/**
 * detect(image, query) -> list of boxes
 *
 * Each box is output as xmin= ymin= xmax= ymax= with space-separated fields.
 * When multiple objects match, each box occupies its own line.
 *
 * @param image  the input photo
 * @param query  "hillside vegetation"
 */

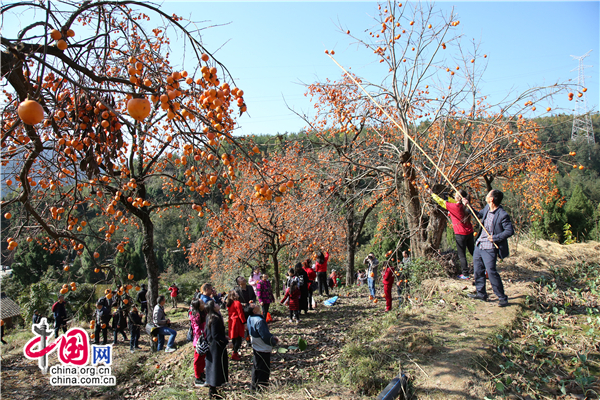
xmin=2 ymin=114 xmax=599 ymax=309
xmin=1 ymin=239 xmax=598 ymax=399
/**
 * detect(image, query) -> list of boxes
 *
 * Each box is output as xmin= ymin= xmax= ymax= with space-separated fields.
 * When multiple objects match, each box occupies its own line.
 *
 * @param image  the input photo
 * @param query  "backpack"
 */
xmin=195 ymin=331 xmax=209 ymax=354
xmin=186 ymin=325 xmax=193 ymax=342
xmin=97 ymin=297 xmax=109 ymax=308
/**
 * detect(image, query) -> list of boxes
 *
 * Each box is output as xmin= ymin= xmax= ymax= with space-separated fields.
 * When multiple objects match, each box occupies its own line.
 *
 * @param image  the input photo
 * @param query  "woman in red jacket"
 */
xmin=315 ymin=250 xmax=329 ymax=297
xmin=432 ymin=189 xmax=474 ymax=280
xmin=226 ymin=291 xmax=246 ymax=361
xmin=168 ymin=283 xmax=179 ymax=308
xmin=381 ymin=262 xmax=395 ymax=312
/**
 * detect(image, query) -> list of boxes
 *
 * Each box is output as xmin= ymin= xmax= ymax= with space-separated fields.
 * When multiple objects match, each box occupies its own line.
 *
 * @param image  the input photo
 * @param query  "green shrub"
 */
xmin=158 ymin=268 xmax=211 ymax=305
xmin=18 ymin=279 xmax=57 ymax=324
xmin=407 ymin=256 xmax=445 ymax=288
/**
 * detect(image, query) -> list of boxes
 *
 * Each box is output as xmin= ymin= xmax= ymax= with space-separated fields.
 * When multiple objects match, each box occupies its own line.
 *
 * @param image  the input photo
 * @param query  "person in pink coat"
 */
xmin=190 ymin=299 xmax=207 ymax=386
xmin=248 ymin=266 xmax=262 ymax=292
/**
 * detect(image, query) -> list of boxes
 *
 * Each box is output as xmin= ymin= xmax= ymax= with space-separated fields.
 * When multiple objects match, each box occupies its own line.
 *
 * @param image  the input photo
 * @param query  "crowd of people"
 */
xmin=24 ymin=188 xmax=512 ymax=399
xmin=76 ymin=251 xmax=343 ymax=398
xmin=356 ymin=250 xmax=412 ymax=312
xmin=356 ymin=188 xmax=513 ymax=311
xmin=184 ymin=271 xmax=283 ymax=397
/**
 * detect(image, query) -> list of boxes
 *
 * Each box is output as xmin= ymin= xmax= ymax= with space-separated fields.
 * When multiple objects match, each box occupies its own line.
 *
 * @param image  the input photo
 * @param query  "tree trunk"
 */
xmin=271 ymin=251 xmax=281 ymax=298
xmin=400 ymin=151 xmax=429 ymax=257
xmin=426 ymin=207 xmax=448 ymax=250
xmin=346 ymin=206 xmax=356 ymax=285
xmin=140 ymin=213 xmax=160 ymax=312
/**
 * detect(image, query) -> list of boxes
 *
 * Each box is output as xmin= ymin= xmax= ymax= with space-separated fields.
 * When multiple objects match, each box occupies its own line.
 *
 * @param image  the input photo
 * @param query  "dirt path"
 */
xmin=390 ymin=279 xmax=530 ymax=399
xmin=396 ymin=239 xmax=600 ymax=399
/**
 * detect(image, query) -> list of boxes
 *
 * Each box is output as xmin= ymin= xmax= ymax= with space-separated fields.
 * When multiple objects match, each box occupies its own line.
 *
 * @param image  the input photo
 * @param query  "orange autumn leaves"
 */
xmin=188 ymin=147 xmax=347 ymax=284
xmin=1 ymin=3 xmax=255 ymax=281
xmin=305 ymin=1 xmax=570 ymax=248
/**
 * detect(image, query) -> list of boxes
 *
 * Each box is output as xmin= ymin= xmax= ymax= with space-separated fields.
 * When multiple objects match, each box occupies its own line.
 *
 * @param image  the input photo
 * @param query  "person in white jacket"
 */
xmin=153 ymin=295 xmax=177 ymax=352
xmin=364 ymin=253 xmax=379 ymax=298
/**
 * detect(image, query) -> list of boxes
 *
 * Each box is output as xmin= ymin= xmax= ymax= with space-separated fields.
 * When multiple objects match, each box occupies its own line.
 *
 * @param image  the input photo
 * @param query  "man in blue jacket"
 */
xmin=463 ymin=189 xmax=513 ymax=307
xmin=247 ymin=303 xmax=279 ymax=391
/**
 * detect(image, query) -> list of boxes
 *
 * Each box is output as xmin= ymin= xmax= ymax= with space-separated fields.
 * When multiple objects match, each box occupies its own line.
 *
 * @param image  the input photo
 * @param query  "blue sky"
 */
xmin=3 ymin=1 xmax=599 ymax=136
xmin=159 ymin=1 xmax=599 ymax=136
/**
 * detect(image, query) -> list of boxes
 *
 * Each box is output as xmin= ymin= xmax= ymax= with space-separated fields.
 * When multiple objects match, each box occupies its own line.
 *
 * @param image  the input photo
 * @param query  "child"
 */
xmin=295 ymin=263 xmax=309 ymax=314
xmin=382 ymin=261 xmax=395 ymax=312
xmin=112 ymin=306 xmax=128 ymax=344
xmin=280 ymin=281 xmax=301 ymax=323
xmin=226 ymin=291 xmax=246 ymax=361
xmin=248 ymin=266 xmax=262 ymax=292
xmin=212 ymin=288 xmax=224 ymax=305
xmin=302 ymin=259 xmax=316 ymax=310
xmin=396 ymin=261 xmax=408 ymax=308
xmin=285 ymin=267 xmax=297 ymax=290
xmin=190 ymin=299 xmax=208 ymax=386
xmin=357 ymin=270 xmax=367 ymax=286
xmin=329 ymin=270 xmax=338 ymax=288
xmin=256 ymin=273 xmax=275 ymax=319
xmin=93 ymin=300 xmax=111 ymax=345
xmin=128 ymin=305 xmax=143 ymax=352
xmin=247 ymin=303 xmax=279 ymax=391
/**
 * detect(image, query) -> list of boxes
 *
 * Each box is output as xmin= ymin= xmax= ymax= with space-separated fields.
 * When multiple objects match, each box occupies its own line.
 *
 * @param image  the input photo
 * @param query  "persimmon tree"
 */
xmin=297 ymin=87 xmax=397 ymax=284
xmin=304 ymin=1 xmax=576 ymax=257
xmin=189 ymin=143 xmax=345 ymax=296
xmin=1 ymin=1 xmax=254 ymax=311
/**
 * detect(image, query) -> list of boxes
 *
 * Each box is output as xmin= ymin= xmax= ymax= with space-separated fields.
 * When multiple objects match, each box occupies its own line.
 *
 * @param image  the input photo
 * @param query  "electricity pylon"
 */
xmin=570 ymin=50 xmax=595 ymax=144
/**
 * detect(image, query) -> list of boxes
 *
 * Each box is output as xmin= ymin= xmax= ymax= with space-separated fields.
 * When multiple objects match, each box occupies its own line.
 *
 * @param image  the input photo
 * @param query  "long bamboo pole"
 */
xmin=327 ymin=54 xmax=498 ymax=250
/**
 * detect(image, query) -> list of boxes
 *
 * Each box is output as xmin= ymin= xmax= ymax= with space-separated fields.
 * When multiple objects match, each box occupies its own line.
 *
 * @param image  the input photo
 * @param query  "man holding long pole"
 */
xmin=325 ymin=54 xmax=512 ymax=308
xmin=463 ymin=189 xmax=513 ymax=307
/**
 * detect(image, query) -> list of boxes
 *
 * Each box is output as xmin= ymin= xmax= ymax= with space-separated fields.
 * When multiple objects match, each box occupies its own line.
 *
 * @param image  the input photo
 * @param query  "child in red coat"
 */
xmin=226 ymin=291 xmax=246 ymax=361
xmin=280 ymin=281 xmax=301 ymax=323
xmin=382 ymin=262 xmax=395 ymax=312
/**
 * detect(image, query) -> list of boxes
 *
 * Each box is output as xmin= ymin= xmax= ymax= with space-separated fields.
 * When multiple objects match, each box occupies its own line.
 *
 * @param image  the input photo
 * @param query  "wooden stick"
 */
xmin=406 ymin=354 xmax=430 ymax=378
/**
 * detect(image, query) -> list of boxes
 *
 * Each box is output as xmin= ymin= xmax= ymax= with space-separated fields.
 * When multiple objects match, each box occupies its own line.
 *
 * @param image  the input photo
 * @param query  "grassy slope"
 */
xmin=1 ymin=239 xmax=599 ymax=400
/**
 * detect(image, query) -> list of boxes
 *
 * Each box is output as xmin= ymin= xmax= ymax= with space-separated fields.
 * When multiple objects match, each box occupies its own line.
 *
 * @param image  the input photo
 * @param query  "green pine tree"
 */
xmin=564 ymin=185 xmax=594 ymax=241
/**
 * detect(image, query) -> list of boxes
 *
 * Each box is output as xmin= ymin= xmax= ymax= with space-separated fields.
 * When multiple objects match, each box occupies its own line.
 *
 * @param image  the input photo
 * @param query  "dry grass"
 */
xmin=3 ymin=241 xmax=599 ymax=400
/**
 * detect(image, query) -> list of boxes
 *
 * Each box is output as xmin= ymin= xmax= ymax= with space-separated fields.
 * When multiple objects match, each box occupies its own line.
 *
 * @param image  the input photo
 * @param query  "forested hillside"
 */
xmin=2 ymin=113 xmax=599 ymax=322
